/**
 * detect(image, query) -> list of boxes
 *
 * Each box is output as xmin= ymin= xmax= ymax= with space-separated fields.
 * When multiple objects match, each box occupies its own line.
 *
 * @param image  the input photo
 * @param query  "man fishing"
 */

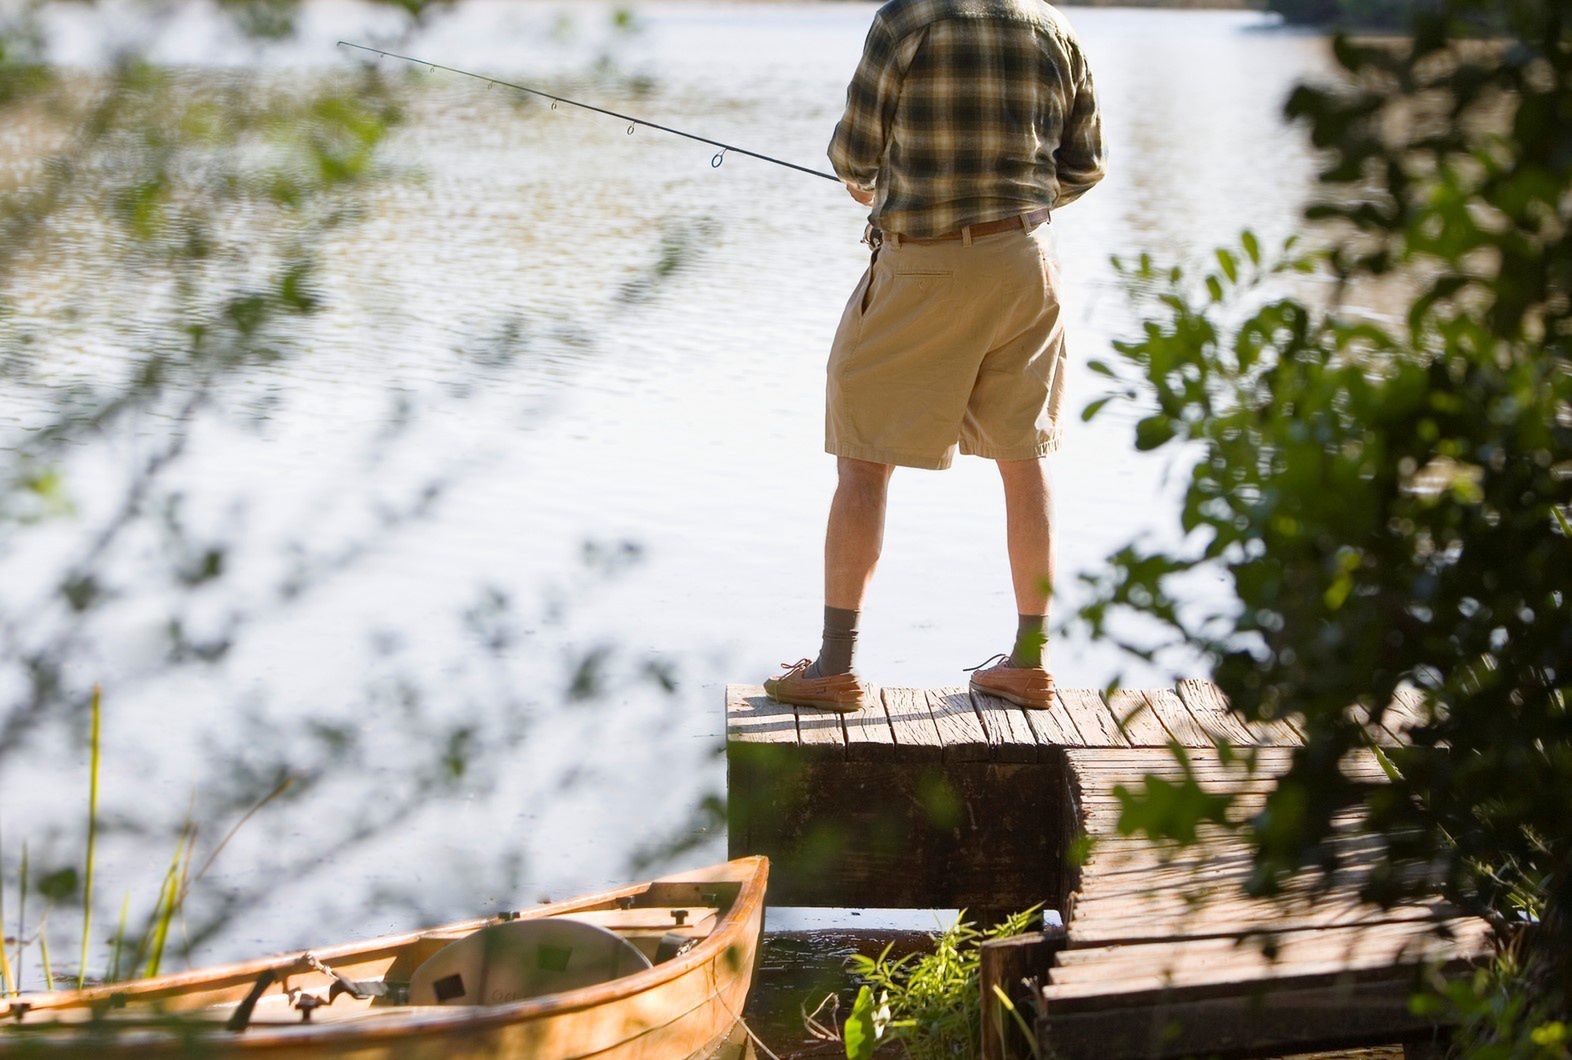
xmin=765 ymin=0 xmax=1105 ymax=713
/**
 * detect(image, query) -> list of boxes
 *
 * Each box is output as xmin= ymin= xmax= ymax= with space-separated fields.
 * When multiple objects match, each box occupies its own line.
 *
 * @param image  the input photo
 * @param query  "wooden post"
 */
xmin=981 ymin=924 xmax=1066 ymax=1060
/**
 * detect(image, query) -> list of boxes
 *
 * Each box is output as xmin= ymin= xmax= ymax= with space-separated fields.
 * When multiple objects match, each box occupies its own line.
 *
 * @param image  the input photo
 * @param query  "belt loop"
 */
xmin=962 ymin=225 xmax=974 ymax=248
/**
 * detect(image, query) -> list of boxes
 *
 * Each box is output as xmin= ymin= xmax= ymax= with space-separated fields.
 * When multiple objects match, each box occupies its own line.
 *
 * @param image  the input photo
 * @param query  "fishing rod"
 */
xmin=336 ymin=41 xmax=842 ymax=184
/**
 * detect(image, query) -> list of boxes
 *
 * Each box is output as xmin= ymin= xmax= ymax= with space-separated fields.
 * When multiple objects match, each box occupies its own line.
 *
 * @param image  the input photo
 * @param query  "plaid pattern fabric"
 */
xmin=828 ymin=0 xmax=1105 ymax=239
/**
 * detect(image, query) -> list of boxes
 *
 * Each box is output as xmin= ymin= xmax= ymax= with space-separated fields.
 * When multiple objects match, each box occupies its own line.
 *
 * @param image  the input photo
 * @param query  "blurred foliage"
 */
xmin=0 ymin=0 xmax=426 ymax=971
xmin=838 ymin=909 xmax=1040 ymax=1060
xmin=0 ymin=0 xmax=696 ymax=996
xmin=1424 ymin=948 xmax=1572 ymax=1059
xmin=1268 ymin=0 xmax=1443 ymax=29
xmin=0 ymin=2 xmax=411 ymax=756
xmin=1079 ymin=0 xmax=1572 ymax=1041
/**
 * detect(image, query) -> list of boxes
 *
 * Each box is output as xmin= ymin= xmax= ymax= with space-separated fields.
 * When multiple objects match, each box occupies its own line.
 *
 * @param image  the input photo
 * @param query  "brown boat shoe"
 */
xmin=967 ymin=653 xmax=1056 ymax=710
xmin=764 ymin=658 xmax=870 ymax=714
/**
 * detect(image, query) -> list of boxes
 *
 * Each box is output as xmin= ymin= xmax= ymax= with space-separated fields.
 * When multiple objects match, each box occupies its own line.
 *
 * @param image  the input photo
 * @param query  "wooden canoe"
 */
xmin=0 ymin=856 xmax=768 ymax=1059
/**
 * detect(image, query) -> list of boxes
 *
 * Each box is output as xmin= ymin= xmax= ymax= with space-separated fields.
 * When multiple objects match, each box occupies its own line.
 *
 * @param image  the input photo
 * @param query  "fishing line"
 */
xmin=336 ymin=41 xmax=842 ymax=184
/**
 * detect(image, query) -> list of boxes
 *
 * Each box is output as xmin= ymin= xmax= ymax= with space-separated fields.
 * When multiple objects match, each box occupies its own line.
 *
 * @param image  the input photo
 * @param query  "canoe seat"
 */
xmin=408 ymin=919 xmax=652 ymax=1007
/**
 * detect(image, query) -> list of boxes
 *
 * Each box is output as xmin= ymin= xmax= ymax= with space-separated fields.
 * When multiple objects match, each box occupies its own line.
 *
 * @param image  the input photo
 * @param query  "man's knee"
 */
xmin=837 ymin=457 xmax=894 ymax=502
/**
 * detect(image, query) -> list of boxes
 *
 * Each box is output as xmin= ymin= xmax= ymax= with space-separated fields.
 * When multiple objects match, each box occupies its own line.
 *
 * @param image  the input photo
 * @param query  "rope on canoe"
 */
xmin=716 ymin=989 xmax=785 ymax=1060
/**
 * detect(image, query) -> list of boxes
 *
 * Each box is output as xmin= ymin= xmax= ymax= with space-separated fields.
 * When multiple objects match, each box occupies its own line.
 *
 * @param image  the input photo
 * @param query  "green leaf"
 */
xmin=1215 ymin=248 xmax=1239 ymax=284
xmin=1081 ymin=396 xmax=1114 ymax=422
xmin=1135 ymin=415 xmax=1177 ymax=451
xmin=38 ymin=867 xmax=78 ymax=903
xmin=1371 ymin=744 xmax=1403 ymax=784
xmin=844 ymin=985 xmax=880 ymax=1060
xmin=1067 ymin=833 xmax=1097 ymax=867
xmin=1116 ymin=774 xmax=1234 ymax=845
xmin=278 ymin=262 xmax=318 ymax=314
xmin=1530 ymin=1022 xmax=1567 ymax=1048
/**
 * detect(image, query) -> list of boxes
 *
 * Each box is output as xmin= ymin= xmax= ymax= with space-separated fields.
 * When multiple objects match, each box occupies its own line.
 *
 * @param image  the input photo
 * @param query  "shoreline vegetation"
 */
xmin=744 ymin=1 xmax=1264 ymax=8
xmin=727 ymin=1 xmax=1433 ymax=31
xmin=1058 ymin=0 xmax=1261 ymax=8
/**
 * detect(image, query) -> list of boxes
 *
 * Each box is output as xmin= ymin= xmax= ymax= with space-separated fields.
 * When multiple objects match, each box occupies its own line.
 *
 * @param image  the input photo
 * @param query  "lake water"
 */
xmin=0 ymin=0 xmax=1335 ymax=1048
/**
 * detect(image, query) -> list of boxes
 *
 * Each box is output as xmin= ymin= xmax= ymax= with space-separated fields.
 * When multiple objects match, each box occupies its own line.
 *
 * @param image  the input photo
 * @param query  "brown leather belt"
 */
xmin=885 ymin=207 xmax=1051 ymax=246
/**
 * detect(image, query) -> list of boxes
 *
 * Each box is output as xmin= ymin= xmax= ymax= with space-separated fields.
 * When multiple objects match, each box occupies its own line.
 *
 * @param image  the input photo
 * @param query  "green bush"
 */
xmin=840 ymin=910 xmax=1040 ymax=1060
xmin=1080 ymin=0 xmax=1572 ymax=1038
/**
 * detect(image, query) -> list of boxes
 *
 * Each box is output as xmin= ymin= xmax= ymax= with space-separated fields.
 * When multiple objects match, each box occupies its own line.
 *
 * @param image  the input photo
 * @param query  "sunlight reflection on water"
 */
xmin=1 ymin=0 xmax=1339 ymax=1002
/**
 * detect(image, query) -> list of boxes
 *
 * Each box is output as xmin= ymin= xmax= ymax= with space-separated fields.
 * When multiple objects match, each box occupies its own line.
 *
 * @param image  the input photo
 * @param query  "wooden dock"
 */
xmin=1029 ymin=745 xmax=1492 ymax=1058
xmin=725 ymin=679 xmax=1423 ymax=910
xmin=725 ymin=680 xmax=1494 ymax=1059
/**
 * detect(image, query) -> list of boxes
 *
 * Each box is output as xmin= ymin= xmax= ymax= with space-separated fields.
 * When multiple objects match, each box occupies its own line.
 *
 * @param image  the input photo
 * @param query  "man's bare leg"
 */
xmin=998 ymin=457 xmax=1054 ymax=668
xmin=808 ymin=456 xmax=894 ymax=677
xmin=764 ymin=458 xmax=892 ymax=709
xmin=826 ymin=456 xmax=896 ymax=611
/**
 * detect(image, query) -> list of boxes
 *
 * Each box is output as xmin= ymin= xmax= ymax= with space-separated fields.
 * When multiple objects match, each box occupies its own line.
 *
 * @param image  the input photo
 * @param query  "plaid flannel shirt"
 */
xmin=828 ymin=0 xmax=1105 ymax=239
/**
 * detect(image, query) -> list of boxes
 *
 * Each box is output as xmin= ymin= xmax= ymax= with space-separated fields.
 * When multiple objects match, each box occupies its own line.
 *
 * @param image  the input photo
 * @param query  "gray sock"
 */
xmin=1012 ymin=614 xmax=1048 ymax=669
xmin=813 ymin=606 xmax=860 ymax=677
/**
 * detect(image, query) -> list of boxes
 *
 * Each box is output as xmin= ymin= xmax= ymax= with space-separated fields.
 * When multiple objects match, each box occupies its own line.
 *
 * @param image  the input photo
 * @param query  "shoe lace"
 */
xmin=777 ymin=658 xmax=815 ymax=678
xmin=964 ymin=652 xmax=1011 ymax=673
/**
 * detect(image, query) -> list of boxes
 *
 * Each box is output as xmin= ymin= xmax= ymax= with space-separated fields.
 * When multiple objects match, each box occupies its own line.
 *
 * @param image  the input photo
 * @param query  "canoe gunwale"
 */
xmin=0 ymin=856 xmax=769 ymax=1048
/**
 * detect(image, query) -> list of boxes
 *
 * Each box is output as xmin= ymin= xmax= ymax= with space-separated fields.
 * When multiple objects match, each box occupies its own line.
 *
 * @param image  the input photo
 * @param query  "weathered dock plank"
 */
xmin=841 ymin=689 xmax=898 ymax=760
xmin=1057 ymin=688 xmax=1129 ymax=747
xmin=1350 ymin=700 xmax=1403 ymax=744
xmin=1105 ymin=689 xmax=1171 ymax=746
xmin=1139 ymin=687 xmax=1213 ymax=747
xmin=1045 ymin=918 xmax=1493 ymax=998
xmin=1388 ymin=685 xmax=1433 ymax=741
xmin=1171 ymin=682 xmax=1259 ymax=746
xmin=1177 ymin=678 xmax=1303 ymax=746
xmin=724 ymin=685 xmax=798 ymax=745
xmin=794 ymin=697 xmax=848 ymax=754
xmin=1022 ymin=692 xmax=1084 ymax=747
xmin=881 ymin=686 xmax=944 ymax=761
xmin=1042 ymin=980 xmax=1457 ymax=1060
xmin=1032 ymin=745 xmax=1493 ymax=1059
xmin=926 ymin=687 xmax=992 ymax=762
xmin=970 ymin=689 xmax=1043 ymax=764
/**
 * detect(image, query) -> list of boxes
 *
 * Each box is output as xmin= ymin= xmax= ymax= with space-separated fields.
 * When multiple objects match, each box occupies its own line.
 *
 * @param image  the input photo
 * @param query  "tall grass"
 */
xmin=0 ymin=686 xmax=278 ymax=996
xmin=107 ymin=893 xmax=131 ymax=983
xmin=15 ymin=842 xmax=26 ymax=993
xmin=76 ymin=685 xmax=101 ymax=990
xmin=37 ymin=914 xmax=54 ymax=990
xmin=0 ymin=821 xmax=12 ymax=997
xmin=140 ymin=824 xmax=194 ymax=979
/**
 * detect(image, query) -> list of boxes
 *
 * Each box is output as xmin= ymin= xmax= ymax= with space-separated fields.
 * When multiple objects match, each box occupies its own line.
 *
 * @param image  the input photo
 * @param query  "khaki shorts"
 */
xmin=826 ymin=221 xmax=1067 ymax=471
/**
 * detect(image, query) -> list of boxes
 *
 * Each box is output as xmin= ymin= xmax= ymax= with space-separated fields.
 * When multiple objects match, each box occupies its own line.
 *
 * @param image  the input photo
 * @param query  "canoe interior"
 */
xmin=1 ymin=858 xmax=766 ymax=1044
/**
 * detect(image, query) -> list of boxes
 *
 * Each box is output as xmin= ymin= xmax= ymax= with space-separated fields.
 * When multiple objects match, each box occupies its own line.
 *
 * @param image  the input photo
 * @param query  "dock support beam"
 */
xmin=726 ymin=687 xmax=1079 ymax=912
xmin=980 ymin=924 xmax=1066 ymax=1060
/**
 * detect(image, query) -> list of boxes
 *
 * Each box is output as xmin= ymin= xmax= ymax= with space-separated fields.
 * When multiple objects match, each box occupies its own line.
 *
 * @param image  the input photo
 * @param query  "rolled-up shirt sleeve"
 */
xmin=1052 ymin=47 xmax=1105 ymax=208
xmin=828 ymin=16 xmax=905 ymax=189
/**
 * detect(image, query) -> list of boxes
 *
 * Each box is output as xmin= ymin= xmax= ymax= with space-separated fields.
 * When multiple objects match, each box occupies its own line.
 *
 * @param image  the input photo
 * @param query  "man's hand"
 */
xmin=845 ymin=182 xmax=875 ymax=207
